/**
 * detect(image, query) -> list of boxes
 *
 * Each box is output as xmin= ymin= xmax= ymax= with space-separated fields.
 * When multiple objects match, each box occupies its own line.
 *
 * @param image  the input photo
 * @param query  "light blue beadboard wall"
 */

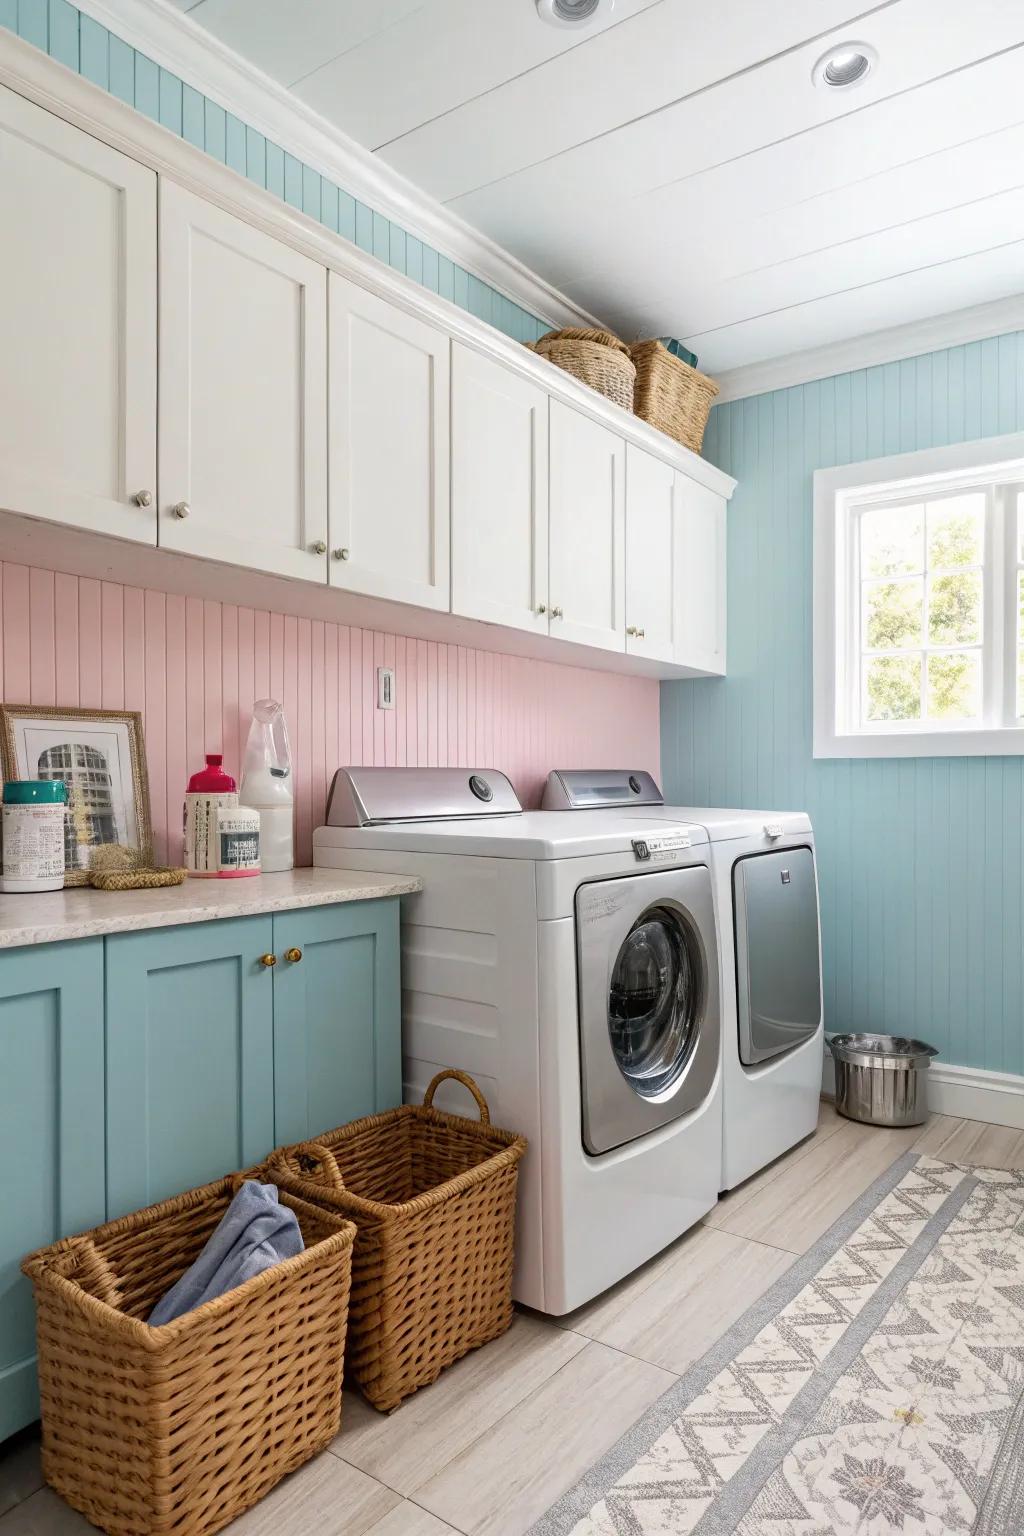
xmin=663 ymin=330 xmax=1024 ymax=1075
xmin=0 ymin=0 xmax=548 ymax=344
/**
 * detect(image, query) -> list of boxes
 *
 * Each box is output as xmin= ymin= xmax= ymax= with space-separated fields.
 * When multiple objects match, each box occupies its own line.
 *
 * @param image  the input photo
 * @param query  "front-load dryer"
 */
xmin=314 ymin=766 xmax=722 ymax=1315
xmin=543 ymin=772 xmax=823 ymax=1191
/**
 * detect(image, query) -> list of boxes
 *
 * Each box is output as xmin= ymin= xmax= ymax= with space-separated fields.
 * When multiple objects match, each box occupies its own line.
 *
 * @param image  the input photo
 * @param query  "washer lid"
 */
xmin=314 ymin=810 xmax=707 ymax=861
xmin=325 ymin=766 xmax=522 ymax=825
xmin=542 ymin=769 xmax=664 ymax=809
xmin=648 ymin=806 xmax=812 ymax=842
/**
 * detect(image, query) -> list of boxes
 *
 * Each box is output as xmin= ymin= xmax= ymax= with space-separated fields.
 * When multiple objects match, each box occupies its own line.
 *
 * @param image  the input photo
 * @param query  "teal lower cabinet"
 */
xmin=105 ymin=917 xmax=277 ymax=1219
xmin=0 ymin=895 xmax=403 ymax=1440
xmin=272 ymin=899 xmax=402 ymax=1145
xmin=0 ymin=940 xmax=105 ymax=1441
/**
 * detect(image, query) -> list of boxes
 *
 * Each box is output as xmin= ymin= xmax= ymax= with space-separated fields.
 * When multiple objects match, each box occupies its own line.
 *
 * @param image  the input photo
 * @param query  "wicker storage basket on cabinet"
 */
xmin=268 ymin=1069 xmax=527 ymax=1412
xmin=530 ymin=327 xmax=636 ymax=412
xmin=22 ymin=1175 xmax=356 ymax=1536
xmin=629 ymin=339 xmax=719 ymax=453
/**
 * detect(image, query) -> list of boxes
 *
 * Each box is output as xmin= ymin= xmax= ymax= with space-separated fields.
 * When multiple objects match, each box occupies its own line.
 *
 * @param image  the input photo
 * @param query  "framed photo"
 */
xmin=0 ymin=705 xmax=153 ymax=885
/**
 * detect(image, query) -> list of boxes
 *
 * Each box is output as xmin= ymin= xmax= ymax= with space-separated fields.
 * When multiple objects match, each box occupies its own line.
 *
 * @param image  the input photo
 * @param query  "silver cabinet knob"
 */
xmin=311 ymin=540 xmax=327 ymax=555
xmin=132 ymin=489 xmax=153 ymax=508
xmin=638 ymin=627 xmax=646 ymax=639
xmin=171 ymin=501 xmax=191 ymax=519
xmin=626 ymin=625 xmax=646 ymax=639
xmin=550 ymin=605 xmax=563 ymax=619
xmin=537 ymin=603 xmax=547 ymax=615
xmin=332 ymin=547 xmax=350 ymax=561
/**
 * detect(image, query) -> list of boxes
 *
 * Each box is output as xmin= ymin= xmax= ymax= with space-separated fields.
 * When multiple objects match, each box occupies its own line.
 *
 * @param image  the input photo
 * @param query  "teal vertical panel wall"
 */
xmin=1 ymin=0 xmax=548 ymax=344
xmin=662 ymin=330 xmax=1024 ymax=1075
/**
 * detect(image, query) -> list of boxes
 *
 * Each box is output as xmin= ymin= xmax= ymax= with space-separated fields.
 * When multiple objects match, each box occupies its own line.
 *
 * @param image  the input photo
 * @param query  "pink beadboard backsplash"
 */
xmin=0 ymin=563 xmax=661 ymax=866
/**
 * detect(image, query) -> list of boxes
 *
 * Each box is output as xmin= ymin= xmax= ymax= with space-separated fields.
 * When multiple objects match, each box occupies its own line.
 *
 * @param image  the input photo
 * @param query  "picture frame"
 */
xmin=0 ymin=705 xmax=153 ymax=886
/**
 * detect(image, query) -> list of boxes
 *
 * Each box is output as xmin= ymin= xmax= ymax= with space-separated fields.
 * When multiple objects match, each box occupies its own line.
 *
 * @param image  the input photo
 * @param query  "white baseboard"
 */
xmin=822 ymin=1052 xmax=1024 ymax=1131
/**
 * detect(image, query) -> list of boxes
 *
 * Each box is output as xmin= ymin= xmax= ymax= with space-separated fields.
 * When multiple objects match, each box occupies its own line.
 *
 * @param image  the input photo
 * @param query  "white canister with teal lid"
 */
xmin=1 ymin=780 xmax=67 ymax=892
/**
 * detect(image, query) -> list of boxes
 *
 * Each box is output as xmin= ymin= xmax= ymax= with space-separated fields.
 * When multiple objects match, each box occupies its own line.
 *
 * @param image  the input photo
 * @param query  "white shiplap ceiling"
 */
xmin=170 ymin=0 xmax=1024 ymax=374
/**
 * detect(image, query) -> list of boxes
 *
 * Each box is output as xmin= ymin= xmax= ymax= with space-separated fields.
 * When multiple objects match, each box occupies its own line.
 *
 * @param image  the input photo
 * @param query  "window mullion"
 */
xmin=987 ymin=485 xmax=1008 ymax=728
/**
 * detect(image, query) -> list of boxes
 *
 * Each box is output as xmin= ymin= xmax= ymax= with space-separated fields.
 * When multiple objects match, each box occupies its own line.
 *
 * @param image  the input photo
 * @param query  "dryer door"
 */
xmin=577 ymin=866 xmax=719 ymax=1155
xmin=734 ymin=847 xmax=822 ymax=1066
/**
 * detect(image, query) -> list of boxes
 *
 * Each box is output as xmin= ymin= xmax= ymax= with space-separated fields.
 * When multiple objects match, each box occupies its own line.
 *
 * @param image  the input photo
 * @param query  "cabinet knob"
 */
xmin=332 ymin=547 xmax=350 ymax=561
xmin=132 ymin=489 xmax=153 ymax=508
xmin=537 ymin=603 xmax=547 ymax=615
xmin=311 ymin=540 xmax=327 ymax=555
xmin=638 ymin=627 xmax=646 ymax=639
xmin=259 ymin=952 xmax=277 ymax=967
xmin=172 ymin=501 xmax=191 ymax=519
xmin=626 ymin=625 xmax=646 ymax=639
xmin=551 ymin=605 xmax=563 ymax=619
xmin=284 ymin=947 xmax=303 ymax=963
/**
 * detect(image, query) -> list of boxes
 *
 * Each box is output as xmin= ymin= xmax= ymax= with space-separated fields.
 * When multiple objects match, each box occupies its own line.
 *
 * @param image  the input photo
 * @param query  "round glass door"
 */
xmin=608 ymin=905 xmax=703 ymax=1098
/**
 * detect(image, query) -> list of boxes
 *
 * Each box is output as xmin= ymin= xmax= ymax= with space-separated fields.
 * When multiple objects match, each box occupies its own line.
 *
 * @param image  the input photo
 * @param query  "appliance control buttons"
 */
xmin=469 ymin=774 xmax=493 ymax=802
xmin=628 ymin=775 xmax=642 ymax=794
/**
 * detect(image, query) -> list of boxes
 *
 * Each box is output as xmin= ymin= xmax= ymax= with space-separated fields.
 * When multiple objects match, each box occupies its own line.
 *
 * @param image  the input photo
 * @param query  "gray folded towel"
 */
xmin=148 ymin=1180 xmax=304 ymax=1326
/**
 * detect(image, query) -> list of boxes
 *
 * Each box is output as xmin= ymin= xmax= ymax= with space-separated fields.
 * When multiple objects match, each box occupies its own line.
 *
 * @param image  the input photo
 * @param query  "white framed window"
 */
xmin=814 ymin=431 xmax=1024 ymax=758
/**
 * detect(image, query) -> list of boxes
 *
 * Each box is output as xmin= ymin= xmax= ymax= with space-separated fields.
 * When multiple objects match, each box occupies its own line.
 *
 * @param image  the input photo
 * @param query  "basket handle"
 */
xmin=423 ymin=1069 xmax=491 ymax=1124
xmin=285 ymin=1140 xmax=347 ymax=1192
xmin=67 ymin=1237 xmax=124 ymax=1309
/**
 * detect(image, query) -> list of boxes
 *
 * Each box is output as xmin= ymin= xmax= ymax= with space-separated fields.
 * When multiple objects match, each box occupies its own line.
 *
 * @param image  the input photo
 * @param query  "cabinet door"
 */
xmin=105 ymin=917 xmax=275 ymax=1218
xmin=625 ymin=444 xmax=676 ymax=664
xmin=272 ymin=900 xmax=401 ymax=1146
xmin=329 ymin=274 xmax=450 ymax=610
xmin=0 ymin=85 xmax=156 ymax=542
xmin=548 ymin=400 xmax=625 ymax=651
xmin=0 ymin=940 xmax=105 ymax=1439
xmin=451 ymin=345 xmax=548 ymax=632
xmin=158 ymin=181 xmax=328 ymax=581
xmin=675 ymin=474 xmax=727 ymax=674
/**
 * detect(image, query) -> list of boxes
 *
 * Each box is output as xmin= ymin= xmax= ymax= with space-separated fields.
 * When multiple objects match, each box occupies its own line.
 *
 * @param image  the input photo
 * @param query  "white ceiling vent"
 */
xmin=536 ymin=0 xmax=611 ymax=28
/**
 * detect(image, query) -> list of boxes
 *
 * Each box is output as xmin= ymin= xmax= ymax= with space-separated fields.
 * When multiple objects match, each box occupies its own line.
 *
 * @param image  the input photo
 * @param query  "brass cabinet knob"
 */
xmin=259 ymin=952 xmax=277 ymax=967
xmin=132 ymin=489 xmax=153 ymax=507
xmin=172 ymin=501 xmax=191 ymax=519
xmin=332 ymin=547 xmax=350 ymax=561
xmin=284 ymin=947 xmax=303 ymax=963
xmin=550 ymin=605 xmax=563 ymax=618
xmin=311 ymin=540 xmax=327 ymax=555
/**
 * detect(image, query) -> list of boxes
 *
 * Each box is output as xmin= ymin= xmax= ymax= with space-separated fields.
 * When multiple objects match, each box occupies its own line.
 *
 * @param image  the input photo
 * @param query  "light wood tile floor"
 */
xmin=4 ymin=1104 xmax=1022 ymax=1536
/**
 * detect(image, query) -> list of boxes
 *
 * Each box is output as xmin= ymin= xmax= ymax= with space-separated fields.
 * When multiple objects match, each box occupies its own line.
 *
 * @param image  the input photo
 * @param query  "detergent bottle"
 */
xmin=239 ymin=699 xmax=294 ymax=873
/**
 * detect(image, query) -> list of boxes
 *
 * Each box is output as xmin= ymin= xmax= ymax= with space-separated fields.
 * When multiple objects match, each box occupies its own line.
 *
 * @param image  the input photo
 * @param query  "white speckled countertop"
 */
xmin=0 ymin=867 xmax=422 ymax=948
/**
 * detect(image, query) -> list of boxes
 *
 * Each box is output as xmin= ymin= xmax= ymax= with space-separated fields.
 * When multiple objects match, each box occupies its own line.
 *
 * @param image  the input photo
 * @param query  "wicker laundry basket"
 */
xmin=629 ymin=339 xmax=719 ymax=453
xmin=530 ymin=327 xmax=636 ymax=412
xmin=268 ymin=1069 xmax=527 ymax=1412
xmin=22 ymin=1174 xmax=356 ymax=1536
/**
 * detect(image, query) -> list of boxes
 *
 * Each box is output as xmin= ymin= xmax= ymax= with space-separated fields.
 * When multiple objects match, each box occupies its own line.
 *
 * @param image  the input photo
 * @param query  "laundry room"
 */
xmin=1 ymin=2 xmax=1023 ymax=1534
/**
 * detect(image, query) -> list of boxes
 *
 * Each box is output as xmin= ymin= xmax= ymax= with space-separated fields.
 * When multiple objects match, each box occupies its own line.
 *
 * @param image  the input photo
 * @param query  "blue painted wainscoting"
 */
xmin=663 ymin=330 xmax=1024 ymax=1075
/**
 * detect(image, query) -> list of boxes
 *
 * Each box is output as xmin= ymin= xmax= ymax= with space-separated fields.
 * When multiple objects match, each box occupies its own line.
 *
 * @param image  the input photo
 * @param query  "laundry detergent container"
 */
xmin=829 ymin=1033 xmax=938 ymax=1127
xmin=268 ymin=1070 xmax=526 ymax=1412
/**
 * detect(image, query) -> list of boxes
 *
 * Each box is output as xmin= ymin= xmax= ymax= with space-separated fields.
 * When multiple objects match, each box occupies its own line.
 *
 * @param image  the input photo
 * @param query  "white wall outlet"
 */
xmin=377 ymin=666 xmax=396 ymax=710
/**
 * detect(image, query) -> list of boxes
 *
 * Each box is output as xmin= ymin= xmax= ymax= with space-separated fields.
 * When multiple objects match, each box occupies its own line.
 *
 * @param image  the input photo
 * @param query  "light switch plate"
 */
xmin=377 ymin=667 xmax=395 ymax=710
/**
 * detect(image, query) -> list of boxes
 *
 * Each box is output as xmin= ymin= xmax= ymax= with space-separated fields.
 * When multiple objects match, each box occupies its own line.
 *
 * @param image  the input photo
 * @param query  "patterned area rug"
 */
xmin=532 ymin=1152 xmax=1024 ymax=1536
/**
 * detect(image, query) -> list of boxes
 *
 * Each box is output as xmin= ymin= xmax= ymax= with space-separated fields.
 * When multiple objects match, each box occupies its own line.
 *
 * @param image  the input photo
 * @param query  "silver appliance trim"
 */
xmin=325 ymin=766 xmax=523 ymax=826
xmin=542 ymin=769 xmax=665 ymax=811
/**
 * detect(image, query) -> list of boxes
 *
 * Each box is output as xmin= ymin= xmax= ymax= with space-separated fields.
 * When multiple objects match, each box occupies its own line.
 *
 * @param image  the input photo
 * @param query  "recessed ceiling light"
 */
xmin=536 ymin=0 xmax=612 ymax=28
xmin=812 ymin=41 xmax=877 ymax=89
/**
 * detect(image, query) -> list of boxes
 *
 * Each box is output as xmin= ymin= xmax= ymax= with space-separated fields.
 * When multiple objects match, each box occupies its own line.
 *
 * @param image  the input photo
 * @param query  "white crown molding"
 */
xmin=715 ymin=293 xmax=1024 ymax=406
xmin=71 ymin=0 xmax=604 ymax=333
xmin=822 ymin=1052 xmax=1024 ymax=1131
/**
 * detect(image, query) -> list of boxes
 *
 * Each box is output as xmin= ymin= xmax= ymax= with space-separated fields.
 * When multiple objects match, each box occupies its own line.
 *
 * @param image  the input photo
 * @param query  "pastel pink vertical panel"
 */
xmin=144 ymin=590 xmax=167 ymax=865
xmin=348 ymin=628 xmax=362 ymax=764
xmin=394 ymin=635 xmax=406 ymax=765
xmin=222 ymin=604 xmax=239 ymax=783
xmin=203 ymin=600 xmax=222 ymax=756
xmin=337 ymin=626 xmax=351 ymax=768
xmin=184 ymin=598 xmax=205 ymax=779
xmin=269 ymin=612 xmax=284 ymax=706
xmin=295 ymin=616 xmax=312 ymax=865
xmin=77 ymin=579 xmax=102 ymax=709
xmin=254 ymin=609 xmax=270 ymax=703
xmin=123 ymin=587 xmax=146 ymax=715
xmin=3 ymin=565 xmax=31 ymax=705
xmin=422 ymin=640 xmax=434 ymax=766
xmin=311 ymin=619 xmax=326 ymax=834
xmin=28 ymin=568 xmax=55 ymax=705
xmin=383 ymin=632 xmax=397 ymax=765
xmin=101 ymin=582 xmax=124 ymax=709
xmin=237 ymin=608 xmax=255 ymax=733
xmin=54 ymin=573 xmax=79 ymax=707
xmin=165 ymin=594 xmax=187 ymax=865
xmin=324 ymin=622 xmax=339 ymax=785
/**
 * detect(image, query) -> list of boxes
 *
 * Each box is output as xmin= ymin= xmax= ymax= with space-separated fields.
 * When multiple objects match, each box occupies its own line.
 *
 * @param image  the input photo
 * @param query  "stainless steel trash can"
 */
xmin=829 ymin=1034 xmax=938 ymax=1127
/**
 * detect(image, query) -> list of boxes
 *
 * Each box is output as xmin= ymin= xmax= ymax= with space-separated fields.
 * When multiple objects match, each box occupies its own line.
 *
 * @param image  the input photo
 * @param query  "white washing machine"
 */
xmin=543 ymin=771 xmax=824 ymax=1191
xmin=313 ymin=767 xmax=722 ymax=1315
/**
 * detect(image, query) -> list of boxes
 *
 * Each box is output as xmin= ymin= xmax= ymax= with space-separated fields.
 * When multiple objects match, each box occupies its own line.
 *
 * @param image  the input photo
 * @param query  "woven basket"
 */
xmin=22 ymin=1174 xmax=356 ymax=1536
xmin=268 ymin=1069 xmax=527 ymax=1412
xmin=629 ymin=340 xmax=719 ymax=453
xmin=530 ymin=327 xmax=636 ymax=412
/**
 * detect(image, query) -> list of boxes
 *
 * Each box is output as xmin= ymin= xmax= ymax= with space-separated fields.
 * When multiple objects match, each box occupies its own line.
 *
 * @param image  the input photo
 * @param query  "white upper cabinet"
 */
xmin=548 ymin=401 xmax=625 ymax=652
xmin=329 ymin=275 xmax=450 ymax=610
xmin=158 ymin=181 xmax=328 ymax=580
xmin=674 ymin=475 xmax=727 ymax=674
xmin=451 ymin=344 xmax=548 ymax=633
xmin=625 ymin=445 xmax=676 ymax=665
xmin=0 ymin=84 xmax=156 ymax=543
